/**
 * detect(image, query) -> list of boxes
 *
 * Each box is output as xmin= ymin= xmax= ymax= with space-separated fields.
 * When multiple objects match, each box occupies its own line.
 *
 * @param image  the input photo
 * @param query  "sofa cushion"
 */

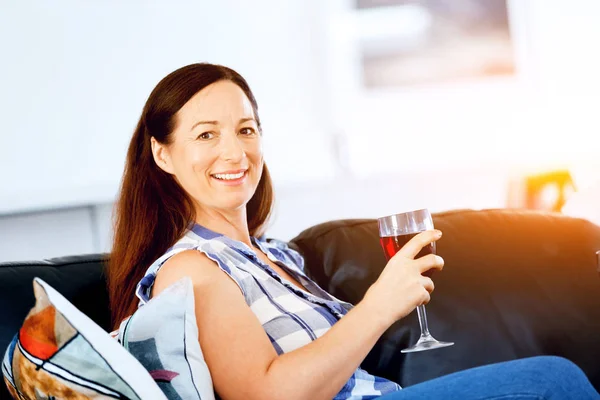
xmin=117 ymin=277 xmax=215 ymax=399
xmin=289 ymin=209 xmax=600 ymax=390
xmin=2 ymin=278 xmax=166 ymax=399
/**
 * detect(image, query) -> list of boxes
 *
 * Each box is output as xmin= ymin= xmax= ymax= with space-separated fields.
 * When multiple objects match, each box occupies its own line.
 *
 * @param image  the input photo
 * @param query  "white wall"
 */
xmin=0 ymin=208 xmax=97 ymax=261
xmin=0 ymin=0 xmax=334 ymax=214
xmin=268 ymin=166 xmax=510 ymax=240
xmin=1 ymin=0 xmax=599 ymax=262
xmin=0 ymin=165 xmax=509 ymax=262
xmin=323 ymin=0 xmax=600 ymax=177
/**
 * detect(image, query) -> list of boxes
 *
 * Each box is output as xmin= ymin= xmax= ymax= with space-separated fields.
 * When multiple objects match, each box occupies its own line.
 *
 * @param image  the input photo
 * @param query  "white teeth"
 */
xmin=213 ymin=171 xmax=245 ymax=180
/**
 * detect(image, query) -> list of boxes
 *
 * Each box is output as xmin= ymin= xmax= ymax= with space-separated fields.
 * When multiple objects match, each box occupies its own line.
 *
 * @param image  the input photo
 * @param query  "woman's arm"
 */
xmin=153 ymin=231 xmax=442 ymax=400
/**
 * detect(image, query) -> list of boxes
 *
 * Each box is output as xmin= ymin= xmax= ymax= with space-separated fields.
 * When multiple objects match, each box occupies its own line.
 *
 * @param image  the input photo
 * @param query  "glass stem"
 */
xmin=416 ymin=305 xmax=431 ymax=337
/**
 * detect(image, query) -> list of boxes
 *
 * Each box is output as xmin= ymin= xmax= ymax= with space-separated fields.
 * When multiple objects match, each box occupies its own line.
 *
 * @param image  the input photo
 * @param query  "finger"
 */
xmin=421 ymin=276 xmax=434 ymax=294
xmin=395 ymin=230 xmax=442 ymax=259
xmin=414 ymin=254 xmax=444 ymax=274
xmin=420 ymin=290 xmax=431 ymax=306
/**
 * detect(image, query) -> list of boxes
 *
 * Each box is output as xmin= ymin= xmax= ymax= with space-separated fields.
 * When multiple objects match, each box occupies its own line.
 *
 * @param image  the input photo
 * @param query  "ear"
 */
xmin=150 ymin=137 xmax=175 ymax=175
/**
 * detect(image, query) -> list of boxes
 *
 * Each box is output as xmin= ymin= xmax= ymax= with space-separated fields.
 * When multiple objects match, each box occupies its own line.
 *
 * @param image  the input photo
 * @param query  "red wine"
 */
xmin=380 ymin=233 xmax=437 ymax=277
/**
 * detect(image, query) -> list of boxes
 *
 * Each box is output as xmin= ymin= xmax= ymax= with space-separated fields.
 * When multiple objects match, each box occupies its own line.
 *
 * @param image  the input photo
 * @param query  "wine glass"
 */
xmin=378 ymin=208 xmax=454 ymax=353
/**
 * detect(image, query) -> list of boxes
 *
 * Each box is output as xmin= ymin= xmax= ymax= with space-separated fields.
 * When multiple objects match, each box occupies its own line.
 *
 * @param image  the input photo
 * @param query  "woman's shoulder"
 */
xmin=151 ymin=249 xmax=236 ymax=298
xmin=136 ymin=231 xmax=214 ymax=303
xmin=136 ymin=229 xmax=249 ymax=305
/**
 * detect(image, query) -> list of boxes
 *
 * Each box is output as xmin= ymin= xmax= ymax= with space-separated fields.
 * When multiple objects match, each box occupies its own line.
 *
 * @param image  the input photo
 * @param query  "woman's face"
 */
xmin=153 ymin=80 xmax=263 ymax=215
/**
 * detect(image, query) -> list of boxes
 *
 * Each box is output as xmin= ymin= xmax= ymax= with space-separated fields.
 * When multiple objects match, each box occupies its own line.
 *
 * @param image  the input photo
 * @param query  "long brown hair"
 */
xmin=108 ymin=63 xmax=274 ymax=328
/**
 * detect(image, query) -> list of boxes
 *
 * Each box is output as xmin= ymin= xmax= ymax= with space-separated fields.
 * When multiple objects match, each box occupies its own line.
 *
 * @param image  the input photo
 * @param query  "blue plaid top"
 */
xmin=136 ymin=223 xmax=401 ymax=400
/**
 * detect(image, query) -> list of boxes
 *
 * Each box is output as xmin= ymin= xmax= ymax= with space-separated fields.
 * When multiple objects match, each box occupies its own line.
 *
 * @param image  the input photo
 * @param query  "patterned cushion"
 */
xmin=117 ymin=277 xmax=215 ymax=400
xmin=2 ymin=278 xmax=166 ymax=399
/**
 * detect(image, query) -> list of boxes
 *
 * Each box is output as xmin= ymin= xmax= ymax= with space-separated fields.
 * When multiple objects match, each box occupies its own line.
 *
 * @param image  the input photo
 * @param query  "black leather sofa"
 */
xmin=2 ymin=209 xmax=600 ymax=399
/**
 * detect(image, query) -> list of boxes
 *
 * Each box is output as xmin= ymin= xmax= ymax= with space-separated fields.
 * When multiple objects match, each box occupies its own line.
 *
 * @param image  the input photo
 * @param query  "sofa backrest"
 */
xmin=291 ymin=209 xmax=600 ymax=389
xmin=0 ymin=254 xmax=110 ymax=346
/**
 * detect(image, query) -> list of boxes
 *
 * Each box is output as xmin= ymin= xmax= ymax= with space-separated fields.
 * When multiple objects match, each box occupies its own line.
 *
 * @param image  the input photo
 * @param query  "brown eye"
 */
xmin=239 ymin=127 xmax=256 ymax=136
xmin=197 ymin=132 xmax=214 ymax=140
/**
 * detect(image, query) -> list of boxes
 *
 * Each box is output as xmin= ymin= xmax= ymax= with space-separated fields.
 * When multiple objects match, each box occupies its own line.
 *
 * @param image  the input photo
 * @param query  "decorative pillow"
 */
xmin=2 ymin=278 xmax=166 ymax=400
xmin=117 ymin=277 xmax=215 ymax=400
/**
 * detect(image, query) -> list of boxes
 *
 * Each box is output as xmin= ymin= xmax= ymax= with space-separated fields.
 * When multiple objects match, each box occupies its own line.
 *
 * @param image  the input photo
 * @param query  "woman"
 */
xmin=107 ymin=63 xmax=599 ymax=400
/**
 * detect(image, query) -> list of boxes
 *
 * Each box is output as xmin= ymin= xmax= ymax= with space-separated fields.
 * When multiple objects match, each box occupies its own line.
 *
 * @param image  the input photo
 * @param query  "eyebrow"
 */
xmin=190 ymin=117 xmax=256 ymax=131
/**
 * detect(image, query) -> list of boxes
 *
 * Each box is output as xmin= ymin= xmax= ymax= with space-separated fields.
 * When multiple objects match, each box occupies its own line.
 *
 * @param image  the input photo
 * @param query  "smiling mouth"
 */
xmin=211 ymin=170 xmax=247 ymax=181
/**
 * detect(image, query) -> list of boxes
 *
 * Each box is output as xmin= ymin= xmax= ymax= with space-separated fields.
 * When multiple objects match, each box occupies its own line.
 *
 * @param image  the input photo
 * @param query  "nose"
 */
xmin=220 ymin=133 xmax=246 ymax=163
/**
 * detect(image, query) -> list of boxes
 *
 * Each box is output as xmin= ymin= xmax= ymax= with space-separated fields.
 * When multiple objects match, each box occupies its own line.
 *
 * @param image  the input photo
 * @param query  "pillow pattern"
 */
xmin=117 ymin=277 xmax=215 ymax=400
xmin=2 ymin=278 xmax=166 ymax=400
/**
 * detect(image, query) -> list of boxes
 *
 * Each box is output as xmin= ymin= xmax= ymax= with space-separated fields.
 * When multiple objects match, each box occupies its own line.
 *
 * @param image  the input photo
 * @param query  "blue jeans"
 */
xmin=377 ymin=356 xmax=600 ymax=400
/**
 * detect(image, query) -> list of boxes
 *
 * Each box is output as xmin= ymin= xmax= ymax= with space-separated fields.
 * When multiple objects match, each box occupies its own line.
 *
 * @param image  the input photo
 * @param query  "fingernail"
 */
xmin=435 ymin=230 xmax=442 ymax=238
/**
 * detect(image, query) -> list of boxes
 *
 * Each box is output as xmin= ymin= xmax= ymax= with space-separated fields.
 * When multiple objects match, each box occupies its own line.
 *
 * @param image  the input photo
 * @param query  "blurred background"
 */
xmin=1 ymin=0 xmax=599 ymax=262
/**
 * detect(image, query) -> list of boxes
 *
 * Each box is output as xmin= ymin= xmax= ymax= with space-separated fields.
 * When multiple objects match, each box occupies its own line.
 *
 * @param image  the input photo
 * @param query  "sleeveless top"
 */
xmin=135 ymin=223 xmax=401 ymax=400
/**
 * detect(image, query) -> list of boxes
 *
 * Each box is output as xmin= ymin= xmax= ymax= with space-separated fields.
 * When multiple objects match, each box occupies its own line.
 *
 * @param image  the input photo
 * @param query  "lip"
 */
xmin=210 ymin=169 xmax=248 ymax=186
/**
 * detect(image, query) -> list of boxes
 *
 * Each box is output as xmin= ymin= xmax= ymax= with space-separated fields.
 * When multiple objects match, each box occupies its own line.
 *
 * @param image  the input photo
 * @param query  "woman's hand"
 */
xmin=362 ymin=230 xmax=444 ymax=327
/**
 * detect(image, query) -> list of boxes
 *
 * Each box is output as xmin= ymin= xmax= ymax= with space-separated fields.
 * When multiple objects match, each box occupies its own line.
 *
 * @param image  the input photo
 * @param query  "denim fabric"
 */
xmin=377 ymin=356 xmax=599 ymax=400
